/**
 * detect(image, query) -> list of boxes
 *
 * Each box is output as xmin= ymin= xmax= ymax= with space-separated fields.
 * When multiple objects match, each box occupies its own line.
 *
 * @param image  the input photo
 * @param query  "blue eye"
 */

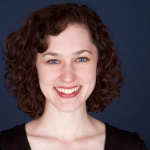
xmin=77 ymin=57 xmax=87 ymax=62
xmin=48 ymin=60 xmax=59 ymax=64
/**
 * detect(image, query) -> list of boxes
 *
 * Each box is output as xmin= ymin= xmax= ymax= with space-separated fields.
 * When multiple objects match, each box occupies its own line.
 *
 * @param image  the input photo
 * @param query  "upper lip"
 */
xmin=55 ymin=86 xmax=80 ymax=89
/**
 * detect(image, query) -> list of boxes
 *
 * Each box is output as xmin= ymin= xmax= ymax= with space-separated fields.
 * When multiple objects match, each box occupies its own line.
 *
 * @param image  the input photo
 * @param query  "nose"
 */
xmin=60 ymin=63 xmax=76 ymax=83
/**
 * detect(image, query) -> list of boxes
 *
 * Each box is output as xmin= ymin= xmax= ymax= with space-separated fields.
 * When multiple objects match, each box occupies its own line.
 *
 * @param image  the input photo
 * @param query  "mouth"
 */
xmin=54 ymin=86 xmax=82 ymax=99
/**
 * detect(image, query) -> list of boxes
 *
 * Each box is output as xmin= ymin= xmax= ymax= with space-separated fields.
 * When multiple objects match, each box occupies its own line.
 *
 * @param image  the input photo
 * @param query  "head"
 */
xmin=4 ymin=3 xmax=123 ymax=118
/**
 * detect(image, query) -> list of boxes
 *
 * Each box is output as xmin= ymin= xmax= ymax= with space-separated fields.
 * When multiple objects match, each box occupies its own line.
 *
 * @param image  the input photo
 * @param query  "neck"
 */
xmin=35 ymin=102 xmax=94 ymax=142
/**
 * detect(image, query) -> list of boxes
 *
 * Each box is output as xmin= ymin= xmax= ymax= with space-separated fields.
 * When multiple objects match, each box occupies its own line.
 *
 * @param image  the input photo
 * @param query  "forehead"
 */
xmin=36 ymin=24 xmax=98 ymax=64
xmin=46 ymin=24 xmax=95 ymax=52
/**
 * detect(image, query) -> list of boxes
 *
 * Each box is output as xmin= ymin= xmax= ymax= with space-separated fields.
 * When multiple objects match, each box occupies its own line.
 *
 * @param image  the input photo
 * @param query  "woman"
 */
xmin=0 ymin=3 xmax=148 ymax=150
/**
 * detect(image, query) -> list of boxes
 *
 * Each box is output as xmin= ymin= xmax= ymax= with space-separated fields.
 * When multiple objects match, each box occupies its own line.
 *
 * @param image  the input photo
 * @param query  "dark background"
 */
xmin=0 ymin=0 xmax=150 ymax=148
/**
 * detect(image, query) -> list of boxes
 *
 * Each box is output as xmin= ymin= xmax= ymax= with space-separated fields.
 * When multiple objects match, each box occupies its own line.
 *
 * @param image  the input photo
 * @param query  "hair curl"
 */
xmin=4 ymin=3 xmax=123 ymax=119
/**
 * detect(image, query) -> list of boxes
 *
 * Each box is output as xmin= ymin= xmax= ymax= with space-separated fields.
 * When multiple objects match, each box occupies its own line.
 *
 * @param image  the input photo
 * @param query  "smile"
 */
xmin=54 ymin=86 xmax=82 ymax=99
xmin=56 ymin=86 xmax=81 ymax=94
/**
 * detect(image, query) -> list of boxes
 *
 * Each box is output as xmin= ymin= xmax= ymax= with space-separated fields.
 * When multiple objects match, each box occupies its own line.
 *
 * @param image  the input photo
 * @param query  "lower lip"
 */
xmin=54 ymin=86 xmax=82 ymax=99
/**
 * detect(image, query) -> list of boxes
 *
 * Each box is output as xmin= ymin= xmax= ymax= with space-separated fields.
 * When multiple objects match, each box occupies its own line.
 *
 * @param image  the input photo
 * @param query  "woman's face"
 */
xmin=36 ymin=24 xmax=98 ymax=112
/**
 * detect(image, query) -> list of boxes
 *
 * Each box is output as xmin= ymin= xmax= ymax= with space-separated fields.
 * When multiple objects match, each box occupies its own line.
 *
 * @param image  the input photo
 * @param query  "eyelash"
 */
xmin=48 ymin=57 xmax=88 ymax=64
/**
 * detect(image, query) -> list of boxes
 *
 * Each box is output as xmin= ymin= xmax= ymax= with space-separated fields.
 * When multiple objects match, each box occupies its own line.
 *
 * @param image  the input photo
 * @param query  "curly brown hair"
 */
xmin=4 ymin=3 xmax=123 ymax=119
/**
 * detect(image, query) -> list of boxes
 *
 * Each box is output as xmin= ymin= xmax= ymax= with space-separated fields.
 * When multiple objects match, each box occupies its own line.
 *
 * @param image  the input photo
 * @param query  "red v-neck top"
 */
xmin=0 ymin=123 xmax=148 ymax=150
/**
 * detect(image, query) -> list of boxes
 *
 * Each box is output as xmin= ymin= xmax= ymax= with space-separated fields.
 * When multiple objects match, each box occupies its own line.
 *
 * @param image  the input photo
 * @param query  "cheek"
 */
xmin=77 ymin=63 xmax=97 ymax=83
xmin=37 ymin=67 xmax=58 ymax=87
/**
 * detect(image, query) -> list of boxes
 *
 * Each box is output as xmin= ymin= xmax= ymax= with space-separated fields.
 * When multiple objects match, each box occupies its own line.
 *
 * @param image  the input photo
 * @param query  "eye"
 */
xmin=48 ymin=60 xmax=59 ymax=64
xmin=76 ymin=57 xmax=88 ymax=62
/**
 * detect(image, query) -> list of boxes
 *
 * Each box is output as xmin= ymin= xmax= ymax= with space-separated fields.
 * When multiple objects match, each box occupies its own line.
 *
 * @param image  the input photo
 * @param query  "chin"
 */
xmin=54 ymin=100 xmax=85 ymax=113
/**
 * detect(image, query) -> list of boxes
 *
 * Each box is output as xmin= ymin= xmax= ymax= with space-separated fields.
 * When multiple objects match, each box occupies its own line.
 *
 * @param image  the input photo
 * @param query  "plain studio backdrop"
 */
xmin=0 ymin=0 xmax=150 ymax=148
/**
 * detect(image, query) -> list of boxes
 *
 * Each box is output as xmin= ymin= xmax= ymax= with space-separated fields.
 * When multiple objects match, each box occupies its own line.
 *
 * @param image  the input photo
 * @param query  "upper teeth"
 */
xmin=56 ymin=86 xmax=80 ymax=94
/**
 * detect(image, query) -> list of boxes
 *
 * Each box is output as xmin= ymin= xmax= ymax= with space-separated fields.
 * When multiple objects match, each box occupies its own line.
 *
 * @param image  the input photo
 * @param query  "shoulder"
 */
xmin=0 ymin=124 xmax=29 ymax=150
xmin=105 ymin=123 xmax=148 ymax=150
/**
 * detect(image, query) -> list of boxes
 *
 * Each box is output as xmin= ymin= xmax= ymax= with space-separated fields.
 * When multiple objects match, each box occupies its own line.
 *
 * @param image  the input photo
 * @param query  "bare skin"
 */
xmin=25 ymin=116 xmax=105 ymax=150
xmin=25 ymin=24 xmax=106 ymax=150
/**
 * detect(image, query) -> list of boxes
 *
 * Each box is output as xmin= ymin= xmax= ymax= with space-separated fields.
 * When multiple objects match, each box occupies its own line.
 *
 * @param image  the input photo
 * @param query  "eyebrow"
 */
xmin=42 ymin=50 xmax=92 ymax=57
